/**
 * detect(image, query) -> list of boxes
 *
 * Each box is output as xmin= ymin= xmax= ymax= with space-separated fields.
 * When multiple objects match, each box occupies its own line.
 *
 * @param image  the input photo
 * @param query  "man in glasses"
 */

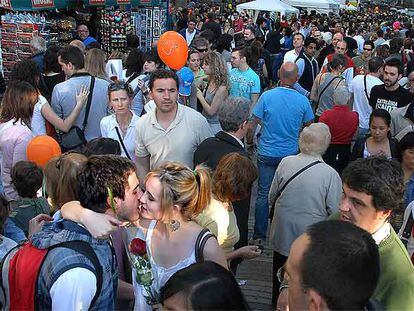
xmin=191 ymin=37 xmax=210 ymax=61
xmin=76 ymin=23 xmax=99 ymax=50
xmin=352 ymin=41 xmax=374 ymax=75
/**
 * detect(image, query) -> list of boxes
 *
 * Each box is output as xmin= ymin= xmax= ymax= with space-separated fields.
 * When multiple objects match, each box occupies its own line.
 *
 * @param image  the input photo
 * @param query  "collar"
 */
xmin=372 ymin=222 xmax=391 ymax=245
xmin=333 ymin=105 xmax=350 ymax=111
xmin=150 ymin=103 xmax=183 ymax=130
xmin=108 ymin=112 xmax=138 ymax=130
xmin=298 ymin=152 xmax=324 ymax=162
xmin=226 ymin=132 xmax=244 ymax=147
xmin=70 ymin=72 xmax=91 ymax=79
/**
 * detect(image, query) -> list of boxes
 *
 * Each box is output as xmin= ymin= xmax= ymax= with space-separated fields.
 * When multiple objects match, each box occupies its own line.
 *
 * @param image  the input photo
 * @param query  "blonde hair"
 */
xmin=85 ymin=48 xmax=108 ymax=80
xmin=145 ymin=162 xmax=212 ymax=221
xmin=203 ymin=51 xmax=229 ymax=89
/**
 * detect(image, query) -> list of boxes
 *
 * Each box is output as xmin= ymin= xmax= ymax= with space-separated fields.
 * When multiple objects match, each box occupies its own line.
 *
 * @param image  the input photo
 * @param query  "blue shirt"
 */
xmin=229 ymin=68 xmax=261 ymax=100
xmin=253 ymin=87 xmax=314 ymax=157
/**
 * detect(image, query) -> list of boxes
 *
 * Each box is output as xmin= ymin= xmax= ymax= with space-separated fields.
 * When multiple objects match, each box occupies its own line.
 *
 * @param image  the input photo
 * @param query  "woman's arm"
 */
xmin=262 ymin=62 xmax=268 ymax=79
xmin=41 ymin=86 xmax=89 ymax=133
xmin=226 ymin=245 xmax=261 ymax=261
xmin=60 ymin=201 xmax=123 ymax=238
xmin=196 ymin=86 xmax=228 ymax=116
xmin=203 ymin=236 xmax=229 ymax=269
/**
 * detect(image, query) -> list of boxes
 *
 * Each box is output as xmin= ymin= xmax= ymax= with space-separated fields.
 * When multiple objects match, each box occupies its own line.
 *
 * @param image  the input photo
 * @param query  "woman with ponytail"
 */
xmin=60 ymin=160 xmax=227 ymax=310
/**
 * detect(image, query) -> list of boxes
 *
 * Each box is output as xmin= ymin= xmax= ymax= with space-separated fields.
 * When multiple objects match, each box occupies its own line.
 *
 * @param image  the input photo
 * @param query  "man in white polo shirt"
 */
xmin=135 ymin=69 xmax=213 ymax=181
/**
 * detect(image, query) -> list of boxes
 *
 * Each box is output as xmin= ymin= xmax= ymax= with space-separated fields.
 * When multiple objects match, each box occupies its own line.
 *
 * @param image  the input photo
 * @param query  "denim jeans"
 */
xmin=254 ymin=154 xmax=284 ymax=239
xmin=270 ymin=53 xmax=284 ymax=83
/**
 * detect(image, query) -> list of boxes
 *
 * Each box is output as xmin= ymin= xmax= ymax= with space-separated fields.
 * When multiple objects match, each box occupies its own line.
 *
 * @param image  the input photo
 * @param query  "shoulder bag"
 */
xmin=195 ymin=228 xmax=216 ymax=262
xmin=115 ymin=126 xmax=132 ymax=160
xmin=314 ymin=75 xmax=342 ymax=114
xmin=269 ymin=161 xmax=322 ymax=220
xmin=60 ymin=76 xmax=95 ymax=152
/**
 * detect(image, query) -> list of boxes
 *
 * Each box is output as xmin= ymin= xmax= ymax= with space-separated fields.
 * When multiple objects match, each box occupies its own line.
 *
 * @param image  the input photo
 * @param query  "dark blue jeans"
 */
xmin=253 ymin=154 xmax=284 ymax=240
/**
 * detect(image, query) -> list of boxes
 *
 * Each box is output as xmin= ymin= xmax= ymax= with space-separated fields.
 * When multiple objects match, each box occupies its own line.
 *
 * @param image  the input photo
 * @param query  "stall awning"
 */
xmin=0 ymin=0 xmax=75 ymax=11
xmin=84 ymin=0 xmax=160 ymax=6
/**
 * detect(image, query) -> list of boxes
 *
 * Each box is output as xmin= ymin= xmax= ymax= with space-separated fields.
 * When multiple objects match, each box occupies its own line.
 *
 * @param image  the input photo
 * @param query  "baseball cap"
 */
xmin=177 ymin=67 xmax=194 ymax=97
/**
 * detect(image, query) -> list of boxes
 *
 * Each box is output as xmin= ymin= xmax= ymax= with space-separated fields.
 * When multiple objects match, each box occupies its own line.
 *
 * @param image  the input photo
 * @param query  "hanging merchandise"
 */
xmin=100 ymin=8 xmax=133 ymax=53
xmin=0 ymin=12 xmax=76 ymax=79
xmin=132 ymin=6 xmax=167 ymax=51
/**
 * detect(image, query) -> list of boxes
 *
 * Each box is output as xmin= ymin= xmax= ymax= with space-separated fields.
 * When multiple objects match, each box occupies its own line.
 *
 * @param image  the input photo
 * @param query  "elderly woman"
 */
xmin=268 ymin=123 xmax=342 ymax=305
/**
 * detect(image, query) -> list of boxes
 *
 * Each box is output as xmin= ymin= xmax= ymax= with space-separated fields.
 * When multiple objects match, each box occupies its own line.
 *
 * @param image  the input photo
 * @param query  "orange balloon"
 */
xmin=27 ymin=135 xmax=61 ymax=168
xmin=157 ymin=31 xmax=188 ymax=70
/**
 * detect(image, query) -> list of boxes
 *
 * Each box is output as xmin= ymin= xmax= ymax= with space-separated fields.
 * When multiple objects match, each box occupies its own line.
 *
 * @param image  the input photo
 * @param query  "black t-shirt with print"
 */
xmin=369 ymin=84 xmax=412 ymax=113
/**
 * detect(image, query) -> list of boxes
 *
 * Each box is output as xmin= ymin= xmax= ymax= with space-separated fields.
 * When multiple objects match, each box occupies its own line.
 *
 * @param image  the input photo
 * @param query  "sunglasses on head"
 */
xmin=196 ymin=47 xmax=208 ymax=52
xmin=108 ymin=80 xmax=131 ymax=92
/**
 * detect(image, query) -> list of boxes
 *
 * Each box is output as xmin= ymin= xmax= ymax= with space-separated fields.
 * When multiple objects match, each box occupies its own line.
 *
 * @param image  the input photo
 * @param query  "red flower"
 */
xmin=130 ymin=238 xmax=147 ymax=257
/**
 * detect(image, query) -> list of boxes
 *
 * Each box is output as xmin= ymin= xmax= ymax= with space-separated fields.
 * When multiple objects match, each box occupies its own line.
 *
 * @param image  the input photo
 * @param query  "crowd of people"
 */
xmin=1 ymin=2 xmax=414 ymax=310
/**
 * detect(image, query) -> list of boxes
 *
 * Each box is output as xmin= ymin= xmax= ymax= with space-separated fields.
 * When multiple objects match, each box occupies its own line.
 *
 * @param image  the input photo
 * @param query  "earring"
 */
xmin=170 ymin=219 xmax=181 ymax=232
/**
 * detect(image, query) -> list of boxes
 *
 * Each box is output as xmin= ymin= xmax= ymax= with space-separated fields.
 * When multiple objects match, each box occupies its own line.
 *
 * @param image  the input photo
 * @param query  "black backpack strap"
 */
xmin=48 ymin=240 xmax=103 ymax=308
xmin=82 ymin=77 xmax=96 ymax=131
xmin=401 ymin=210 xmax=414 ymax=248
xmin=195 ymin=228 xmax=215 ymax=263
xmin=363 ymin=74 xmax=370 ymax=101
xmin=278 ymin=161 xmax=322 ymax=196
xmin=126 ymin=72 xmax=139 ymax=84
xmin=115 ymin=127 xmax=132 ymax=160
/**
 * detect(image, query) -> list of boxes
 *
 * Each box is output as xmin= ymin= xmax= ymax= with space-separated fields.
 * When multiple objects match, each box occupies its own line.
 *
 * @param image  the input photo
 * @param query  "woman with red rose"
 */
xmin=60 ymin=161 xmax=227 ymax=310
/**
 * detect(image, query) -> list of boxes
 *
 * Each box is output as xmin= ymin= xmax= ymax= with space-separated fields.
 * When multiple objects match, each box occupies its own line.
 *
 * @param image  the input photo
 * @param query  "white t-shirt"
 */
xmin=50 ymin=267 xmax=96 ymax=310
xmin=31 ymin=94 xmax=48 ymax=136
xmin=350 ymin=74 xmax=383 ymax=129
xmin=283 ymin=49 xmax=301 ymax=63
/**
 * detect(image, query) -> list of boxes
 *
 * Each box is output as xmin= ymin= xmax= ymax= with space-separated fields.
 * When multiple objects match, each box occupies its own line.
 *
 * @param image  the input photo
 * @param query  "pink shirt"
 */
xmin=0 ymin=119 xmax=33 ymax=200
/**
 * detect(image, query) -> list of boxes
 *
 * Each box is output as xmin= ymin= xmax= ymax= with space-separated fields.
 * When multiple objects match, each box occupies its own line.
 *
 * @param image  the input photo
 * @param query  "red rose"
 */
xmin=130 ymin=238 xmax=147 ymax=257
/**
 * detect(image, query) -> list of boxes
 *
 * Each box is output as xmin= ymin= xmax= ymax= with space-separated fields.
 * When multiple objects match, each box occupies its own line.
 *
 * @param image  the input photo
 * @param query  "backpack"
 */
xmin=0 ymin=240 xmax=103 ymax=310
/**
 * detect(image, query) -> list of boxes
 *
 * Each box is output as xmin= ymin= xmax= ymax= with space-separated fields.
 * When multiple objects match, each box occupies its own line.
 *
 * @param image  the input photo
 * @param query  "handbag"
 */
xmin=60 ymin=76 xmax=95 ymax=152
xmin=115 ymin=126 xmax=131 ymax=160
xmin=269 ymin=161 xmax=322 ymax=220
xmin=195 ymin=228 xmax=216 ymax=262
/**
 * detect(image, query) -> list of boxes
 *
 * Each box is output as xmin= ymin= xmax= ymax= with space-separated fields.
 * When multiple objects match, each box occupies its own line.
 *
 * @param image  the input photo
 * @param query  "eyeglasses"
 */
xmin=196 ymin=48 xmax=208 ymax=53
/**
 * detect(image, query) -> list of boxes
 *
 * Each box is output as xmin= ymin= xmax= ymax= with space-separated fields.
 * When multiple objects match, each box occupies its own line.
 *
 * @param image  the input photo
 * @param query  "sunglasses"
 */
xmin=363 ymin=48 xmax=372 ymax=51
xmin=108 ymin=81 xmax=132 ymax=93
xmin=196 ymin=48 xmax=208 ymax=53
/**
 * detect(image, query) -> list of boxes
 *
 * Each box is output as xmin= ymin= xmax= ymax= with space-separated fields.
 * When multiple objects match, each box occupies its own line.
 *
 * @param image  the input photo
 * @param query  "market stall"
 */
xmin=282 ymin=0 xmax=340 ymax=14
xmin=236 ymin=0 xmax=299 ymax=20
xmin=0 ymin=0 xmax=76 ymax=79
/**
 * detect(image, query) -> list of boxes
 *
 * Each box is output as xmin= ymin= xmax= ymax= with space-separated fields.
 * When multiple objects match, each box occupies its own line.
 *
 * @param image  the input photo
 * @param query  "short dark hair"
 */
xmin=160 ymin=261 xmax=249 ymax=310
xmin=398 ymin=132 xmax=414 ymax=162
xmin=58 ymin=45 xmax=85 ymax=70
xmin=302 ymin=220 xmax=380 ymax=310
xmin=12 ymin=161 xmax=43 ymax=198
xmin=368 ymin=56 xmax=384 ymax=73
xmin=369 ymin=109 xmax=391 ymax=127
xmin=148 ymin=69 xmax=179 ymax=91
xmin=342 ymin=157 xmax=404 ymax=212
xmin=364 ymin=40 xmax=375 ymax=50
xmin=294 ymin=32 xmax=305 ymax=41
xmin=77 ymin=155 xmax=135 ymax=213
xmin=330 ymin=53 xmax=347 ymax=70
xmin=126 ymin=34 xmax=140 ymax=48
xmin=377 ymin=29 xmax=384 ymax=37
xmin=304 ymin=36 xmax=318 ymax=47
xmin=142 ymin=49 xmax=163 ymax=68
xmin=0 ymin=195 xmax=9 ymax=233
xmin=385 ymin=58 xmax=403 ymax=75
xmin=232 ymin=46 xmax=247 ymax=59
xmin=44 ymin=45 xmax=62 ymax=74
xmin=81 ymin=138 xmax=121 ymax=157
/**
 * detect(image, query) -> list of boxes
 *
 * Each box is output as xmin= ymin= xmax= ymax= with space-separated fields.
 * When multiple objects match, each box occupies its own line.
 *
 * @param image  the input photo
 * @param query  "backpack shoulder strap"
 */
xmin=82 ymin=77 xmax=96 ymax=131
xmin=401 ymin=210 xmax=414 ymax=248
xmin=47 ymin=240 xmax=103 ymax=308
xmin=195 ymin=228 xmax=216 ymax=263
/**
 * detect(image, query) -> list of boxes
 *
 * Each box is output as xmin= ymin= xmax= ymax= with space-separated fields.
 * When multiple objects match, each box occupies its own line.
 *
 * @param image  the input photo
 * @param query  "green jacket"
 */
xmin=373 ymin=228 xmax=414 ymax=310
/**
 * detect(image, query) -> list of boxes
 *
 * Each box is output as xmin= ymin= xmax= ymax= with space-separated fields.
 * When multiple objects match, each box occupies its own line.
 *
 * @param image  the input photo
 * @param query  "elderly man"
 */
xmin=29 ymin=36 xmax=46 ymax=73
xmin=76 ymin=24 xmax=98 ymax=50
xmin=268 ymin=123 xmax=342 ymax=305
xmin=194 ymin=96 xmax=251 ymax=273
xmin=249 ymin=62 xmax=314 ymax=246
xmin=319 ymin=86 xmax=358 ymax=175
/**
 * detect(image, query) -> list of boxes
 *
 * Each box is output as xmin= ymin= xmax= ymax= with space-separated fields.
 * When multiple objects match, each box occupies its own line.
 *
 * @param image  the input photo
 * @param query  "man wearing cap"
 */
xmin=135 ymin=69 xmax=212 ymax=182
